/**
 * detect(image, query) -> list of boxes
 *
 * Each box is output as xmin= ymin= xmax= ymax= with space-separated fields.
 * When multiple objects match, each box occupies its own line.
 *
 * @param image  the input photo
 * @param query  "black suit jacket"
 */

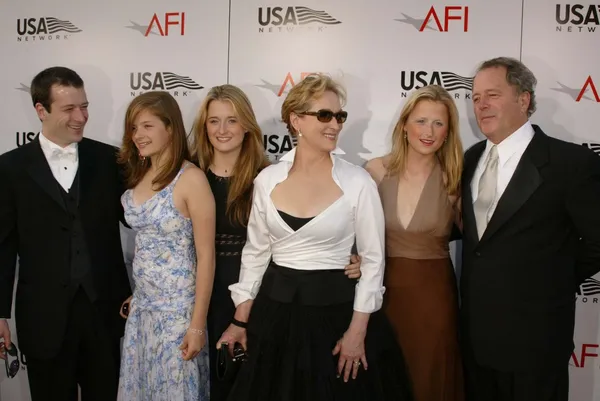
xmin=0 ymin=137 xmax=132 ymax=359
xmin=460 ymin=125 xmax=600 ymax=371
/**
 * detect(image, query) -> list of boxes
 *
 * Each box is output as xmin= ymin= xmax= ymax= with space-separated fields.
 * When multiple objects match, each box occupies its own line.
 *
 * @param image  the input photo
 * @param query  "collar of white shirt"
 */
xmin=39 ymin=132 xmax=79 ymax=161
xmin=278 ymin=146 xmax=346 ymax=184
xmin=480 ymin=120 xmax=535 ymax=168
xmin=279 ymin=146 xmax=346 ymax=163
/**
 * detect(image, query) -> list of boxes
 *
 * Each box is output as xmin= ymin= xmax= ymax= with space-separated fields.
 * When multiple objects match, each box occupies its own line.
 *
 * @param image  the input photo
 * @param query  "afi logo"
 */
xmin=129 ymin=12 xmax=185 ymax=36
xmin=576 ymin=76 xmax=600 ymax=102
xmin=420 ymin=6 xmax=469 ymax=32
xmin=278 ymin=72 xmax=314 ymax=96
xmin=571 ymin=344 xmax=598 ymax=368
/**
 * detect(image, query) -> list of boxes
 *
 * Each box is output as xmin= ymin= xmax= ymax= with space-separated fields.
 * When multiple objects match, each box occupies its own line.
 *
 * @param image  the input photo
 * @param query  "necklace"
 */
xmin=210 ymin=164 xmax=232 ymax=178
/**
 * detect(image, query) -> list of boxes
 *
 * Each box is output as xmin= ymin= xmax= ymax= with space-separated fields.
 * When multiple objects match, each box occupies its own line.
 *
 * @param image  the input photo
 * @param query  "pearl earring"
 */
xmin=297 ymin=130 xmax=303 ymax=137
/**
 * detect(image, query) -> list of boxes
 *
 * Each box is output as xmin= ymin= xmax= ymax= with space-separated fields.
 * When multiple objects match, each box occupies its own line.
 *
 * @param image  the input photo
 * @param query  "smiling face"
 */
xmin=472 ymin=66 xmax=530 ymax=143
xmin=205 ymin=99 xmax=246 ymax=156
xmin=36 ymin=84 xmax=89 ymax=147
xmin=404 ymin=99 xmax=448 ymax=157
xmin=131 ymin=110 xmax=172 ymax=158
xmin=290 ymin=90 xmax=344 ymax=153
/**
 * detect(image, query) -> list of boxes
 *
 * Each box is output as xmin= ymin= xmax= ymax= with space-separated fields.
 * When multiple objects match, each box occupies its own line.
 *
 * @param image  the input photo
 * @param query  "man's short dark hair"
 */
xmin=30 ymin=67 xmax=84 ymax=113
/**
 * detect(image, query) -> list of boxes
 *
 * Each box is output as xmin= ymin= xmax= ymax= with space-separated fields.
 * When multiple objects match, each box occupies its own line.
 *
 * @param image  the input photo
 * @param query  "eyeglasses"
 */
xmin=3 ymin=342 xmax=20 ymax=378
xmin=300 ymin=109 xmax=348 ymax=124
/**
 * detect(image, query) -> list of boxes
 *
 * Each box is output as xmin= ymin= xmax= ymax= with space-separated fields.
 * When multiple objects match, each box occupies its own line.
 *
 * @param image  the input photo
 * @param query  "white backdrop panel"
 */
xmin=0 ymin=1 xmax=599 ymax=401
xmin=229 ymin=0 xmax=523 ymax=167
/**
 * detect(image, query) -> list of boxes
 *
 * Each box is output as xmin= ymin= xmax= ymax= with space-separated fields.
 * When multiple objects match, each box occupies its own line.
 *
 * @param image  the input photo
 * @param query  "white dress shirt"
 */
xmin=229 ymin=147 xmax=386 ymax=313
xmin=39 ymin=132 xmax=79 ymax=191
xmin=471 ymin=121 xmax=535 ymax=216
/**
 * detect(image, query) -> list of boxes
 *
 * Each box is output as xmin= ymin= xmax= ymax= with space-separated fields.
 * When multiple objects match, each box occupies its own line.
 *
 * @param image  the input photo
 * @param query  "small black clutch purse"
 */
xmin=216 ymin=342 xmax=247 ymax=382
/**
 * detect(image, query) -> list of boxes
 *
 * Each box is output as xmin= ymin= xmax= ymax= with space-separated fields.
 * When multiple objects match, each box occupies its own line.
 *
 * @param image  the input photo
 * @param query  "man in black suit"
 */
xmin=0 ymin=67 xmax=131 ymax=400
xmin=460 ymin=57 xmax=600 ymax=401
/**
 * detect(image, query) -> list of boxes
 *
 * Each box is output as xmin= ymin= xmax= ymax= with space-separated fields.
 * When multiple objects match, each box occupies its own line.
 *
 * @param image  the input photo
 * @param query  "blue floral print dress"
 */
xmin=117 ymin=164 xmax=210 ymax=400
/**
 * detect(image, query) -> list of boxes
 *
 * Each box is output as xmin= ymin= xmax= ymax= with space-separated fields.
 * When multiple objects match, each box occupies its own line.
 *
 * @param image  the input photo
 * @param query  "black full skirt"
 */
xmin=227 ymin=263 xmax=414 ymax=401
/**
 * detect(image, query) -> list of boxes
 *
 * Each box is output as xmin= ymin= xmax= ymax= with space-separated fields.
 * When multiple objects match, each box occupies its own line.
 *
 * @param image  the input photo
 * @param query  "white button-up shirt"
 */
xmin=471 ymin=121 xmax=535 ymax=217
xmin=229 ymin=147 xmax=386 ymax=313
xmin=38 ymin=132 xmax=79 ymax=191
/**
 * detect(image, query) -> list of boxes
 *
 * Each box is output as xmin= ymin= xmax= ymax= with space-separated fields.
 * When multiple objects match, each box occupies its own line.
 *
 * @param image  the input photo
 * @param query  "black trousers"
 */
xmin=465 ymin=357 xmax=569 ymax=401
xmin=26 ymin=288 xmax=121 ymax=401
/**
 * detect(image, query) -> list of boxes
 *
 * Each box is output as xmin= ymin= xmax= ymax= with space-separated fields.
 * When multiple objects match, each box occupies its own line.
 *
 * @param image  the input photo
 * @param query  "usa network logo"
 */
xmin=401 ymin=71 xmax=473 ymax=98
xmin=258 ymin=6 xmax=341 ymax=33
xmin=14 ymin=83 xmax=40 ymax=147
xmin=576 ymin=276 xmax=600 ymax=304
xmin=126 ymin=12 xmax=186 ymax=36
xmin=551 ymin=76 xmax=599 ymax=102
xmin=555 ymin=4 xmax=599 ymax=33
xmin=582 ymin=143 xmax=600 ymax=156
xmin=129 ymin=72 xmax=203 ymax=97
xmin=17 ymin=17 xmax=82 ymax=42
xmin=395 ymin=6 xmax=469 ymax=32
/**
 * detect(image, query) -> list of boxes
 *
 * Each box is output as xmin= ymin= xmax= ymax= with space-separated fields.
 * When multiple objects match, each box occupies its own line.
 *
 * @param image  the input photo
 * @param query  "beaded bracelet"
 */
xmin=188 ymin=328 xmax=205 ymax=336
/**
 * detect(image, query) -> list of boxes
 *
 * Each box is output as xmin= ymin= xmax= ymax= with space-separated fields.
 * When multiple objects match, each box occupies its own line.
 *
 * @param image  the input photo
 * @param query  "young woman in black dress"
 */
xmin=192 ymin=84 xmax=363 ymax=401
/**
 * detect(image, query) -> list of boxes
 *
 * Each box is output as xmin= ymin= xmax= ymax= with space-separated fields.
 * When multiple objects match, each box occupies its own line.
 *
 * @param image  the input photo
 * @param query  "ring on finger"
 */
xmin=353 ymin=360 xmax=361 ymax=366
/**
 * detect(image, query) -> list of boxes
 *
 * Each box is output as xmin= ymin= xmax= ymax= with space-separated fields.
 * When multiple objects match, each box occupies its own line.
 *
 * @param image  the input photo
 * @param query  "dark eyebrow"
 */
xmin=61 ymin=102 xmax=89 ymax=109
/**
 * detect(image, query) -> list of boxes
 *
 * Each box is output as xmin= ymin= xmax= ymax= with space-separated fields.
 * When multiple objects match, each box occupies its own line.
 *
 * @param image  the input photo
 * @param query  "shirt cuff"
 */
xmin=353 ymin=285 xmax=386 ymax=313
xmin=229 ymin=281 xmax=262 ymax=307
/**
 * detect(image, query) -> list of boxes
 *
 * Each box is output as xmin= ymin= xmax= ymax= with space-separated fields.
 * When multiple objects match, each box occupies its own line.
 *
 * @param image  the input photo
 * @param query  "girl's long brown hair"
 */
xmin=192 ymin=85 xmax=269 ymax=226
xmin=118 ymin=91 xmax=191 ymax=190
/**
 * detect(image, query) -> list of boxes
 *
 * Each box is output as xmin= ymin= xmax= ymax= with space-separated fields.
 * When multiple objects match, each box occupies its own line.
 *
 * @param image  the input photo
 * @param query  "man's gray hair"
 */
xmin=476 ymin=57 xmax=537 ymax=117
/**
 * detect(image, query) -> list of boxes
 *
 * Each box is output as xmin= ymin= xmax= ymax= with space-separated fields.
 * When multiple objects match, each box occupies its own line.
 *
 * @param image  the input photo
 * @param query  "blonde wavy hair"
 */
xmin=281 ymin=73 xmax=347 ymax=136
xmin=388 ymin=85 xmax=463 ymax=195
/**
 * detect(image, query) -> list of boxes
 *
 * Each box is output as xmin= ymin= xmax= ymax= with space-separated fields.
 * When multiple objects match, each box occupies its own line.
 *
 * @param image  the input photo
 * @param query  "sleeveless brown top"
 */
xmin=378 ymin=162 xmax=456 ymax=259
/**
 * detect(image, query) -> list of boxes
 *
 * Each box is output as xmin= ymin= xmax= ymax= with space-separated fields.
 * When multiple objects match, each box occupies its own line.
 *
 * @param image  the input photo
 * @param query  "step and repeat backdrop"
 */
xmin=0 ymin=0 xmax=599 ymax=400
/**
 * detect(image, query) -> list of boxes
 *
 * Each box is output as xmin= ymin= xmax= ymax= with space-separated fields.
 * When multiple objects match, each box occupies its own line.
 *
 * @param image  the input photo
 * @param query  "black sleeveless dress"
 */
xmin=206 ymin=169 xmax=248 ymax=401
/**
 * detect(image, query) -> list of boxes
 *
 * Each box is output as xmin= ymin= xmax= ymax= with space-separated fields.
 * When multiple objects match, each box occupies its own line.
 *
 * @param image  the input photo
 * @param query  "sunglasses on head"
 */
xmin=300 ymin=109 xmax=348 ymax=124
xmin=2 ymin=342 xmax=20 ymax=378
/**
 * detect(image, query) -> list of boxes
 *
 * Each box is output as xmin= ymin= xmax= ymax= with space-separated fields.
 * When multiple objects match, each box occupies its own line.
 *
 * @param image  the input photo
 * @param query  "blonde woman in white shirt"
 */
xmin=217 ymin=74 xmax=413 ymax=401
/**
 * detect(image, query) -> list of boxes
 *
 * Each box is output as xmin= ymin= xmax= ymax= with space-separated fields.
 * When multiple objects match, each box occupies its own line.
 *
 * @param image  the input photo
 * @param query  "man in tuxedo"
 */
xmin=460 ymin=57 xmax=600 ymax=401
xmin=0 ymin=67 xmax=131 ymax=400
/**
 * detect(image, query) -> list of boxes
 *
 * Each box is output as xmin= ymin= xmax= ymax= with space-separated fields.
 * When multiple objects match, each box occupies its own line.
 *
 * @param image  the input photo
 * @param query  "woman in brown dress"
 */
xmin=365 ymin=84 xmax=464 ymax=401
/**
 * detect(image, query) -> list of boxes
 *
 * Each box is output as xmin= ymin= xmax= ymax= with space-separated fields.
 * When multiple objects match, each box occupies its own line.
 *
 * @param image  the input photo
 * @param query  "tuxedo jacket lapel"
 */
xmin=479 ymin=129 xmax=549 ymax=244
xmin=77 ymin=139 xmax=96 ymax=208
xmin=26 ymin=139 xmax=66 ymax=211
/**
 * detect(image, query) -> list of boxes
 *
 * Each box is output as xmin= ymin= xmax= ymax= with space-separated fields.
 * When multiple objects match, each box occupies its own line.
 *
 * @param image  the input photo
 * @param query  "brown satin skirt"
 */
xmin=383 ymin=257 xmax=464 ymax=401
